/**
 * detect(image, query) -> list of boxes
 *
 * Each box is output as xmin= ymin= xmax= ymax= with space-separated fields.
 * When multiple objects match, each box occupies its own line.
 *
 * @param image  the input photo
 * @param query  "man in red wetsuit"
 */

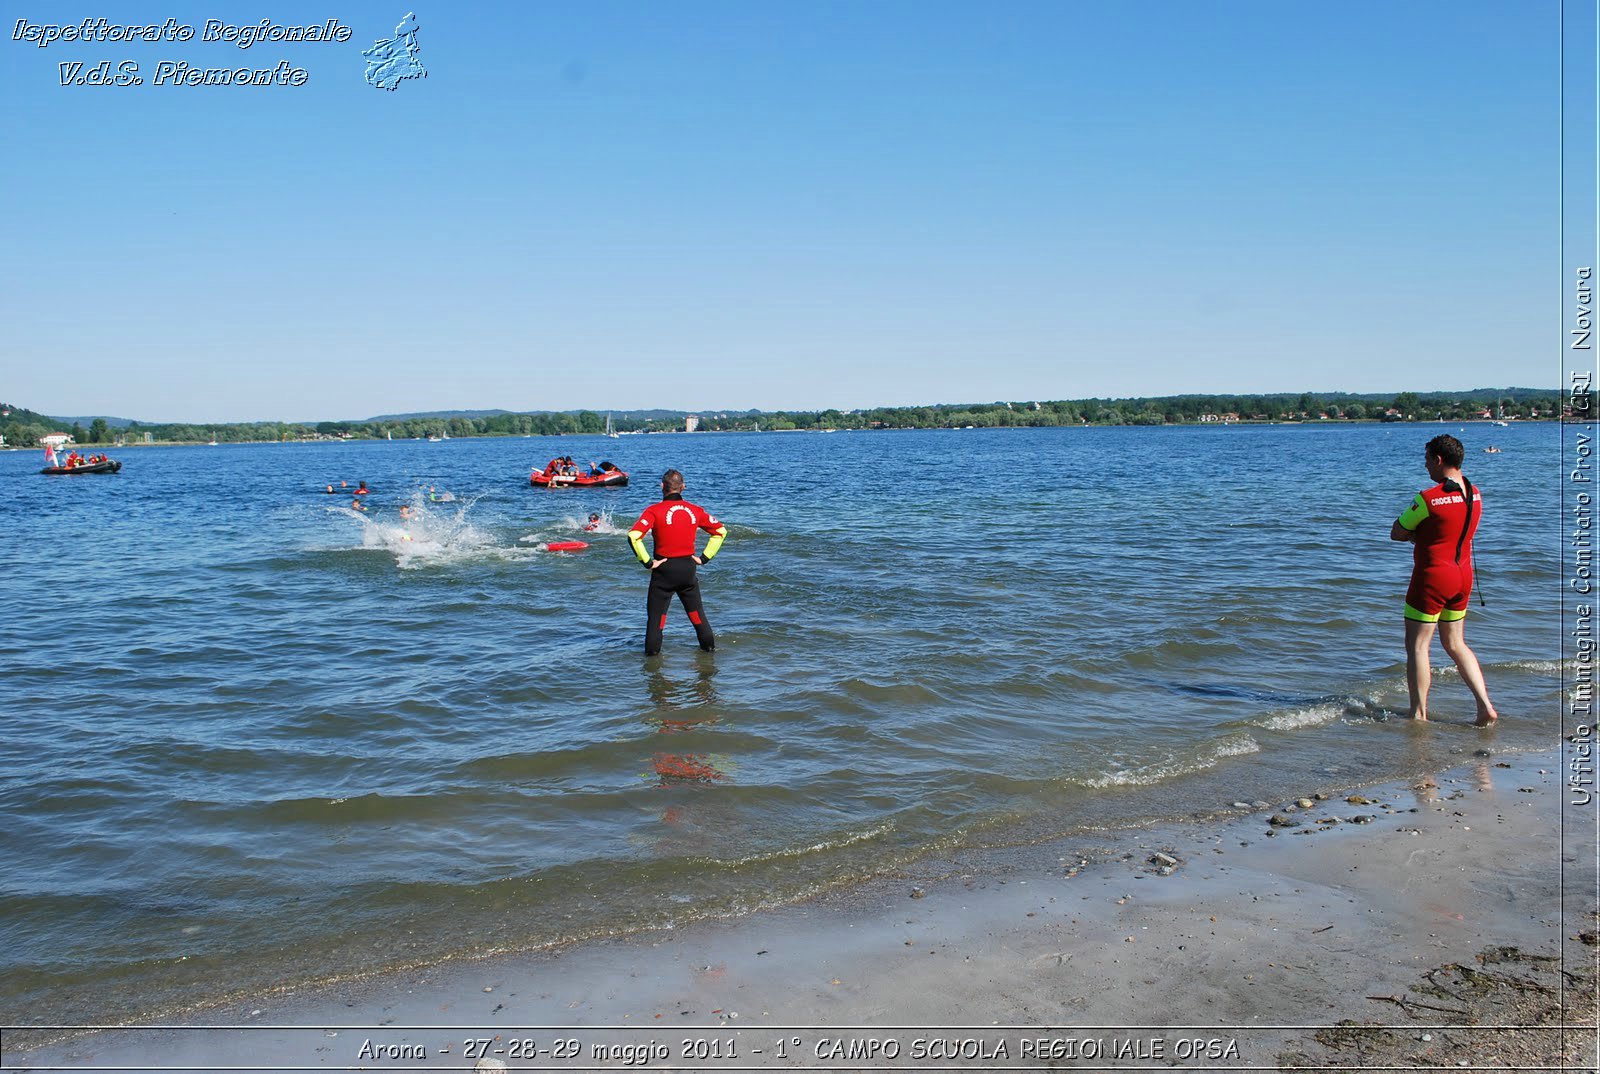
xmin=628 ymin=469 xmax=727 ymax=655
xmin=1390 ymin=434 xmax=1498 ymax=725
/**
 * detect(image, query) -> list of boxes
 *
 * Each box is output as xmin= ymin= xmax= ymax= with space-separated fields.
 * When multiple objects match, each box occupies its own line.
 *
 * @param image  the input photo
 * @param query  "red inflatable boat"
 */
xmin=531 ymin=459 xmax=628 ymax=488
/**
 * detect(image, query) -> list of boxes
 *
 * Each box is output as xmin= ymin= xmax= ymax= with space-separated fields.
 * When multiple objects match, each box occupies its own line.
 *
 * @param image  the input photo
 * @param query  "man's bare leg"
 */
xmin=1405 ymin=619 xmax=1436 ymax=720
xmin=1439 ymin=618 xmax=1499 ymax=726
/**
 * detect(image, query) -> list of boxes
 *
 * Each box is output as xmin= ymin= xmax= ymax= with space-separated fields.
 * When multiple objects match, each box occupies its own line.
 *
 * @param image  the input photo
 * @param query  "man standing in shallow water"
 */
xmin=628 ymin=469 xmax=727 ymax=656
xmin=1390 ymin=434 xmax=1499 ymax=725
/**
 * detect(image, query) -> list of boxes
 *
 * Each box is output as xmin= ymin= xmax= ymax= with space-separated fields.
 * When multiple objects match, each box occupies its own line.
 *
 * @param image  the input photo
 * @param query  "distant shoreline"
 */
xmin=0 ymin=416 xmax=1561 ymax=451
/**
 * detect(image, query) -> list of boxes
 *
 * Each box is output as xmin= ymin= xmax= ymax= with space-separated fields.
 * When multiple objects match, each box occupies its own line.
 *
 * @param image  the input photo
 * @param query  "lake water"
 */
xmin=0 ymin=423 xmax=1566 ymax=1025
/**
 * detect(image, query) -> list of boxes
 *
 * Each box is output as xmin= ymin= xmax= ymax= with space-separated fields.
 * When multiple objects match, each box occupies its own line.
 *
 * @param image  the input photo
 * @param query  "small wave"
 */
xmin=688 ymin=822 xmax=896 ymax=869
xmin=1213 ymin=736 xmax=1260 ymax=758
xmin=1076 ymin=733 xmax=1260 ymax=789
xmin=1254 ymin=699 xmax=1351 ymax=731
xmin=1492 ymin=658 xmax=1565 ymax=675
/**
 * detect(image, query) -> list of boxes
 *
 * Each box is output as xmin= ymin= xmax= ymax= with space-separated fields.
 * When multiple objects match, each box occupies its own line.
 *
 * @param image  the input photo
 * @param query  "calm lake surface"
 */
xmin=0 ymin=423 xmax=1566 ymax=1023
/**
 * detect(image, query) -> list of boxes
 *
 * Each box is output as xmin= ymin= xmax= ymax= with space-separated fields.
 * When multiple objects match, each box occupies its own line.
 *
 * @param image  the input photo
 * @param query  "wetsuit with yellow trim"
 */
xmin=1396 ymin=477 xmax=1481 ymax=623
xmin=629 ymin=494 xmax=727 ymax=654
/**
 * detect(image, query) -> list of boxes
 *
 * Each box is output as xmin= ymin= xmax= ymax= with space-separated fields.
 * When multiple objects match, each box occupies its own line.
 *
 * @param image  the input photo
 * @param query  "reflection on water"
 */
xmin=645 ymin=653 xmax=721 ymax=712
xmin=645 ymin=655 xmax=731 ymax=789
xmin=1407 ymin=722 xmax=1498 ymax=805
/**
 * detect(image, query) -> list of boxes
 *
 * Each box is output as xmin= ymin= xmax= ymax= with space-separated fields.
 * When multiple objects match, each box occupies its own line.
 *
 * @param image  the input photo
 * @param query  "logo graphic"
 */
xmin=363 ymin=12 xmax=425 ymax=91
xmin=666 ymin=505 xmax=697 ymax=526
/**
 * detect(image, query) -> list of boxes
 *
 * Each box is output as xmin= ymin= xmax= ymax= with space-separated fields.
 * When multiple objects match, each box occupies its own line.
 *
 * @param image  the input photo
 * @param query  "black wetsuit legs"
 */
xmin=645 ymin=556 xmax=715 ymax=655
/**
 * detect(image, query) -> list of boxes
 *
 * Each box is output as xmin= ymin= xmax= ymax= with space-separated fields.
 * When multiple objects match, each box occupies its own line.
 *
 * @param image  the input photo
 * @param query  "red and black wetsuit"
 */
xmin=628 ymin=494 xmax=728 ymax=655
xmin=1396 ymin=477 xmax=1482 ymax=623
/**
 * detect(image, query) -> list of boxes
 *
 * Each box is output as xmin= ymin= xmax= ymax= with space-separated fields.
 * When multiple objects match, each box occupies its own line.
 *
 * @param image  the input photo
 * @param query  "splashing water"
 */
xmin=338 ymin=493 xmax=508 ymax=568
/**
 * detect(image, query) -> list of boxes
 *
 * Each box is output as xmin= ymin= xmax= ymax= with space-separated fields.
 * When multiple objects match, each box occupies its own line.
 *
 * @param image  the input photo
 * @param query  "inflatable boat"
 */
xmin=531 ymin=462 xmax=628 ymax=489
xmin=41 ymin=460 xmax=121 ymax=475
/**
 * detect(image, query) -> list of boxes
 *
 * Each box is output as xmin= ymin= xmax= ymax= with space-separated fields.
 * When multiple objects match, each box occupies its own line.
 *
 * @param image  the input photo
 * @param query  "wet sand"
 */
xmin=8 ymin=748 xmax=1595 ymax=1072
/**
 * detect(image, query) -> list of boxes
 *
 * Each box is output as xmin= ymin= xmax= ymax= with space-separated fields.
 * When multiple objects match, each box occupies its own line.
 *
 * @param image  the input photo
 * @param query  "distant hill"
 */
xmin=357 ymin=395 xmax=1548 ymax=421
xmin=0 ymin=403 xmax=62 ymax=428
xmin=361 ymin=408 xmax=517 ymax=422
xmin=48 ymin=415 xmax=139 ymax=428
xmin=1303 ymin=387 xmax=1546 ymax=403
xmin=357 ymin=407 xmax=747 ymax=422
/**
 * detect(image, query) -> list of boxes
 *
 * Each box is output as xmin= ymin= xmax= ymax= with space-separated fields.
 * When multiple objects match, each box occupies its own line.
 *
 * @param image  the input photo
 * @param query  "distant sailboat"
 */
xmin=605 ymin=414 xmax=619 ymax=439
xmin=1492 ymin=391 xmax=1510 ymax=426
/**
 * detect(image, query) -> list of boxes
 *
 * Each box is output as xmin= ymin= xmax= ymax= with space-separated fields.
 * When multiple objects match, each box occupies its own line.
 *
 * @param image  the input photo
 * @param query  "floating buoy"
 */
xmin=546 ymin=540 xmax=589 ymax=553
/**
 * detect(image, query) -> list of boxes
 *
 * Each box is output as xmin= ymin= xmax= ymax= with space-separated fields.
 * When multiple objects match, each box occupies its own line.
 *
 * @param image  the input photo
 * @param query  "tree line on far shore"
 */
xmin=0 ymin=389 xmax=1567 ymax=448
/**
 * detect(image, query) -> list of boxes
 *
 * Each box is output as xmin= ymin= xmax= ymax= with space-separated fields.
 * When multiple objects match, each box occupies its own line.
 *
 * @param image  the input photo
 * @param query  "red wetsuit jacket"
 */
xmin=629 ymin=495 xmax=726 ymax=561
xmin=1397 ymin=478 xmax=1481 ymax=622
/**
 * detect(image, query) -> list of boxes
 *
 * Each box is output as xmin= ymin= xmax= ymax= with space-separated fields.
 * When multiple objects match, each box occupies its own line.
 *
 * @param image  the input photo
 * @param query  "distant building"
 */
xmin=41 ymin=432 xmax=74 ymax=448
xmin=685 ymin=415 xmax=700 ymax=433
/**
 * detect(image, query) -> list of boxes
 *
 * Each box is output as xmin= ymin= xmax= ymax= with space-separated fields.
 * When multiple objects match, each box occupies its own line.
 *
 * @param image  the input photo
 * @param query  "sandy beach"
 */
xmin=7 ymin=745 xmax=1594 ymax=1073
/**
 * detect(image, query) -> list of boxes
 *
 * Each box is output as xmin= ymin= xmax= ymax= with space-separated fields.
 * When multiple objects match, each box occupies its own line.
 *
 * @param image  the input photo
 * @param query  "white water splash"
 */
xmin=559 ymin=510 xmax=628 ymax=536
xmin=336 ymin=494 xmax=509 ymax=569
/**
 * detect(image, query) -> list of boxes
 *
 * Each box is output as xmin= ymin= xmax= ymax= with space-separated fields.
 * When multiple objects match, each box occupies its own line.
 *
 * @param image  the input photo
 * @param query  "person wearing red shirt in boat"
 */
xmin=629 ymin=469 xmax=727 ymax=655
xmin=1390 ymin=434 xmax=1498 ymax=726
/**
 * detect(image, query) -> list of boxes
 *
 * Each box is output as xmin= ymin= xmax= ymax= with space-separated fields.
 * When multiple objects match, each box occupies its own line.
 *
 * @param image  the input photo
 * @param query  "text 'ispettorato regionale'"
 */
xmin=13 ymin=18 xmax=354 ymax=87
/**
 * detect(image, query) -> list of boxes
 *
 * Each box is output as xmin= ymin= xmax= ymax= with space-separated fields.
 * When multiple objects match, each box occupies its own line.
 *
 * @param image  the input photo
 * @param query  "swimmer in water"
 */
xmin=584 ymin=512 xmax=602 ymax=532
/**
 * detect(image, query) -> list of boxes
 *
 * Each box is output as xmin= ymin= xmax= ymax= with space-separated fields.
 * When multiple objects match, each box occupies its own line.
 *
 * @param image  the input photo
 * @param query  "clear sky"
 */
xmin=2 ymin=1 xmax=1555 ymax=422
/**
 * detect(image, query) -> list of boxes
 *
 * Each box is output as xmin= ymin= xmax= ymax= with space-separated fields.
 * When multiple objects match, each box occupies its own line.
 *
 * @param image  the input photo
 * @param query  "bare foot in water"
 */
xmin=1475 ymin=709 xmax=1498 ymax=727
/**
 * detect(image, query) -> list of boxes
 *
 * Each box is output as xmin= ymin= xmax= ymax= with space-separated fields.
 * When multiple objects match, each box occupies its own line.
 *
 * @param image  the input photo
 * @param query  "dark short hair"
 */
xmin=1426 ymin=434 xmax=1464 ymax=468
xmin=661 ymin=469 xmax=685 ymax=493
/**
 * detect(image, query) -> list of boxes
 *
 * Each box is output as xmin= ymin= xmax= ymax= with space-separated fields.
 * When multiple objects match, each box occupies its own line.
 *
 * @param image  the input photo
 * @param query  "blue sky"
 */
xmin=3 ymin=2 xmax=1556 ymax=422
